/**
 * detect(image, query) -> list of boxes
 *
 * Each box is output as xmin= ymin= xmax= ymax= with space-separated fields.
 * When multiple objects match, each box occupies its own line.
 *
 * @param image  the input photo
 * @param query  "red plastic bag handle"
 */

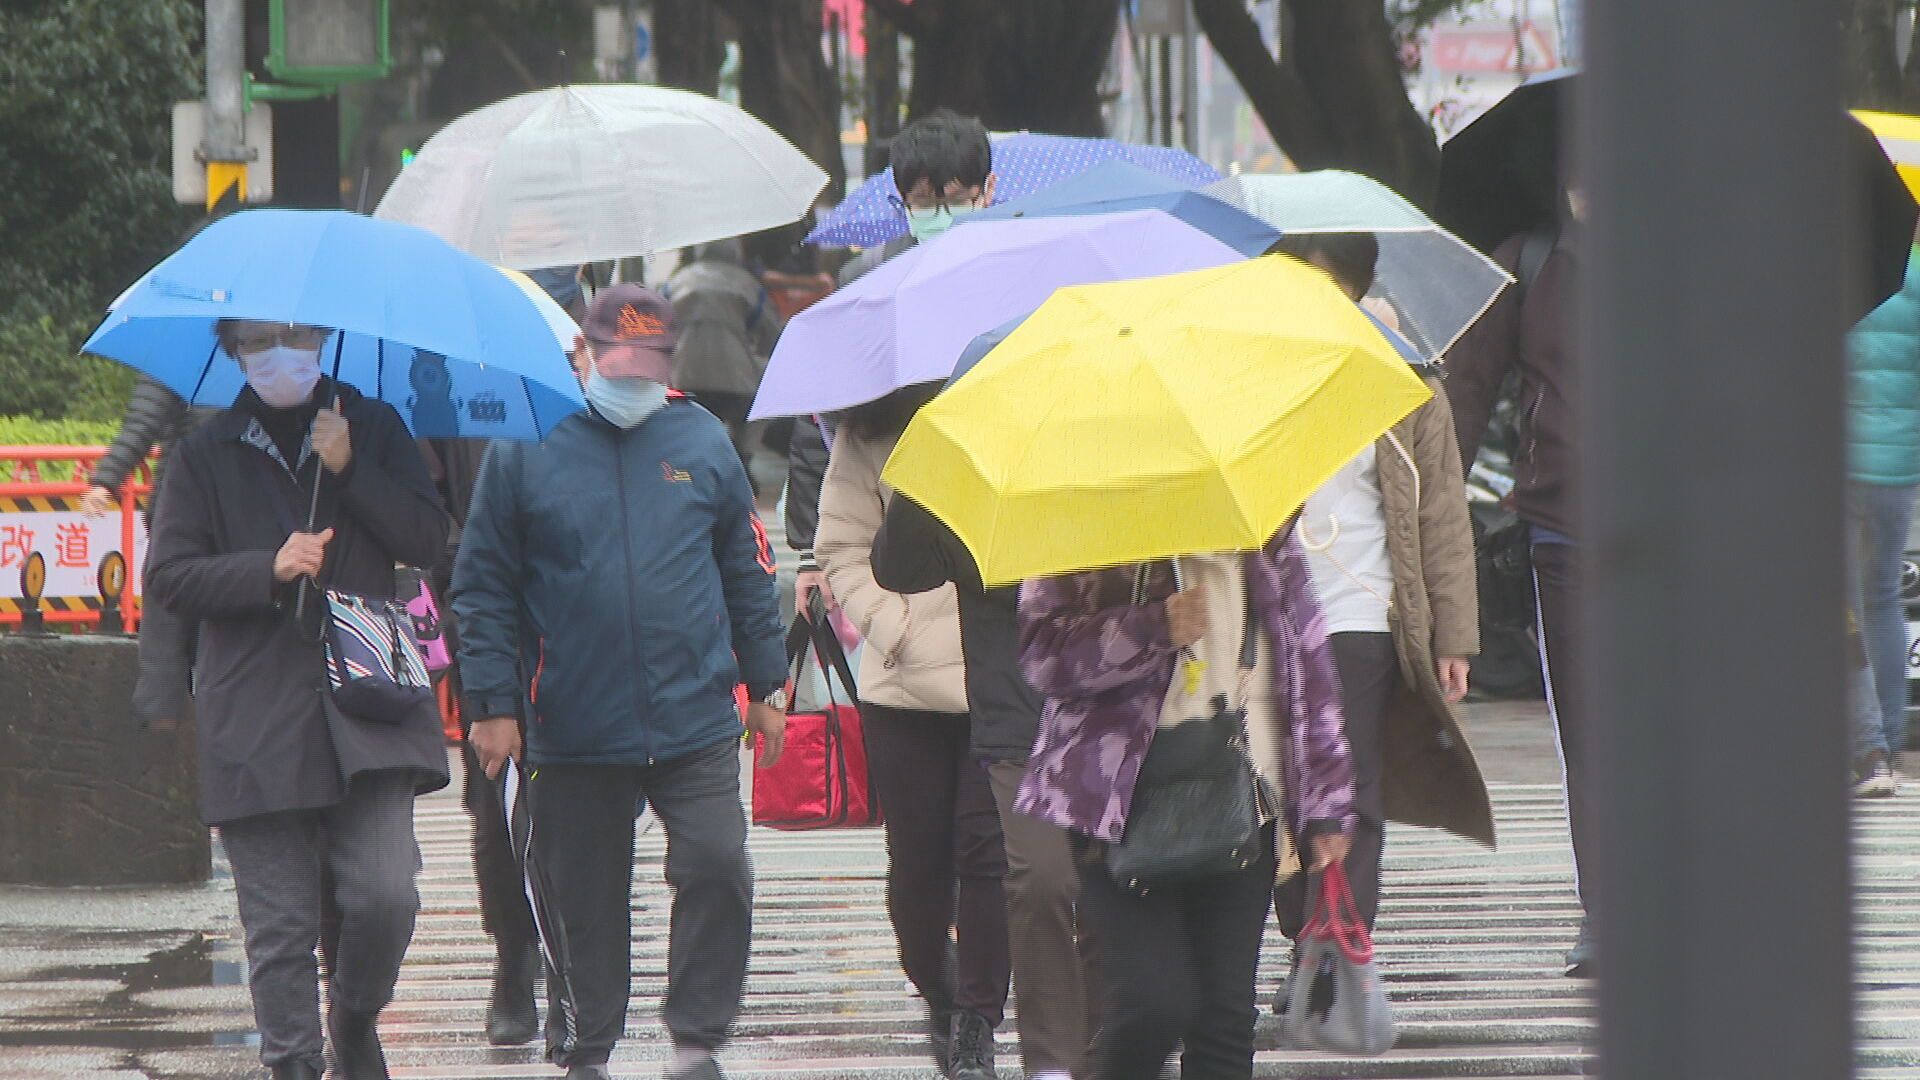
xmin=1299 ymin=861 xmax=1375 ymax=964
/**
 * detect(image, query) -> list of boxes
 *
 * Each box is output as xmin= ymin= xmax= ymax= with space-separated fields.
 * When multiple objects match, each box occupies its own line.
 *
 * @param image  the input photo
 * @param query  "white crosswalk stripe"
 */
xmin=373 ymin=781 xmax=1920 ymax=1079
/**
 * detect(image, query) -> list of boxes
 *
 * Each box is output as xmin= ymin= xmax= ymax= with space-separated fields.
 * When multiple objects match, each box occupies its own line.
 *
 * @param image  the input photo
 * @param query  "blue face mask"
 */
xmin=586 ymin=372 xmax=670 ymax=429
xmin=905 ymin=201 xmax=981 ymax=242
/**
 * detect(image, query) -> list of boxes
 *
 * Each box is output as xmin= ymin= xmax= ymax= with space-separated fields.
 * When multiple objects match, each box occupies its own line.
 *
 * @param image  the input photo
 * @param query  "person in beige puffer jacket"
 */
xmin=816 ymin=384 xmax=1011 ymax=1075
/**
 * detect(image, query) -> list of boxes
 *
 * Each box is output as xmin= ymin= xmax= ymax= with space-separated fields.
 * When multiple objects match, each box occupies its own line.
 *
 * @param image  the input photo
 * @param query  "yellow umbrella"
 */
xmin=1855 ymin=109 xmax=1920 ymax=200
xmin=882 ymin=254 xmax=1433 ymax=586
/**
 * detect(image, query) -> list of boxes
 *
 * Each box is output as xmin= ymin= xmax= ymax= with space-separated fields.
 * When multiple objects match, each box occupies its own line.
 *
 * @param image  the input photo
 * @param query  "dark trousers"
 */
xmin=461 ymin=737 xmax=538 ymax=955
xmin=527 ymin=740 xmax=752 ymax=1066
xmin=1078 ymin=839 xmax=1276 ymax=1080
xmin=862 ymin=704 xmax=1012 ymax=1025
xmin=1275 ymin=631 xmax=1391 ymax=938
xmin=987 ymin=760 xmax=1097 ymax=1076
xmin=1532 ymin=539 xmax=1597 ymax=910
xmin=220 ymin=773 xmax=421 ymax=1070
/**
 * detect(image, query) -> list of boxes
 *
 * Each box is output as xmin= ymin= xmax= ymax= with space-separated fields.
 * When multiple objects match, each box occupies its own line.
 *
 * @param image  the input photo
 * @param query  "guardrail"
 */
xmin=0 ymin=447 xmax=152 ymax=632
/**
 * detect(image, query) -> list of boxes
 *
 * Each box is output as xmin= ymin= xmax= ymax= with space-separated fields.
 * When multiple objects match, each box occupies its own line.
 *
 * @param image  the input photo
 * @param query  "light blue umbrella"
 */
xmin=84 ymin=209 xmax=584 ymax=440
xmin=1208 ymin=171 xmax=1513 ymax=361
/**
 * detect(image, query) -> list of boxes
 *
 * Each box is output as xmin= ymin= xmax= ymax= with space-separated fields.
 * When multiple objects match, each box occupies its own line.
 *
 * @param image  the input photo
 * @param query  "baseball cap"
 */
xmin=581 ymin=283 xmax=678 ymax=381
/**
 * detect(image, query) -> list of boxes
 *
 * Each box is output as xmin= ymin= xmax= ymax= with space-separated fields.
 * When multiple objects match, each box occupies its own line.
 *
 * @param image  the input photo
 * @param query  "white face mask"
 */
xmin=586 ymin=371 xmax=670 ymax=429
xmin=242 ymin=345 xmax=323 ymax=409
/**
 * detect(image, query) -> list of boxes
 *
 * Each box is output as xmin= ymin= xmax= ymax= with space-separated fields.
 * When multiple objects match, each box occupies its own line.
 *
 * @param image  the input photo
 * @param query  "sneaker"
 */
xmin=1854 ymin=751 xmax=1897 ymax=798
xmin=946 ymin=1011 xmax=996 ymax=1080
xmin=1565 ymin=915 xmax=1596 ymax=978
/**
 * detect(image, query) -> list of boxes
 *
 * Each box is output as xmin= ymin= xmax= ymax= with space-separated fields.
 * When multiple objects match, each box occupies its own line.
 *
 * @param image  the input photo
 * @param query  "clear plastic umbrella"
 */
xmin=1208 ymin=171 xmax=1513 ymax=362
xmin=376 ymin=84 xmax=829 ymax=269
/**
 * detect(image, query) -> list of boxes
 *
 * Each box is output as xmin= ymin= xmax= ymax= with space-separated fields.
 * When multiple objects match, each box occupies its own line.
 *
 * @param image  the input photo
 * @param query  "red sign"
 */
xmin=1428 ymin=23 xmax=1559 ymax=76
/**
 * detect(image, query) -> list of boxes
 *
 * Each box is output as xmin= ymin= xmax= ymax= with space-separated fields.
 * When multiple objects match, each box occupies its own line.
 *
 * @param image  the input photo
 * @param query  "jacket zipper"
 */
xmin=611 ymin=434 xmax=654 ymax=764
xmin=1522 ymin=386 xmax=1545 ymax=492
xmin=530 ymin=638 xmax=547 ymax=723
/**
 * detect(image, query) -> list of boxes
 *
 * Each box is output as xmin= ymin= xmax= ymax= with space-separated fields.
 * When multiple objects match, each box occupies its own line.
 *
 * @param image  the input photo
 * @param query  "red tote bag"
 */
xmin=751 ymin=602 xmax=881 ymax=829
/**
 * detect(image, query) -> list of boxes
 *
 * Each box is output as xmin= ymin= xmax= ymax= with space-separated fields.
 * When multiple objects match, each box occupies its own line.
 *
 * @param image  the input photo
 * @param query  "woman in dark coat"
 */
xmin=147 ymin=319 xmax=450 ymax=1080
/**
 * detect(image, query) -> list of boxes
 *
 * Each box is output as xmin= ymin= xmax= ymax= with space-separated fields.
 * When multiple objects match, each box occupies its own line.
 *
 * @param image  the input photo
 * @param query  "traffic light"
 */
xmin=266 ymin=0 xmax=391 ymax=84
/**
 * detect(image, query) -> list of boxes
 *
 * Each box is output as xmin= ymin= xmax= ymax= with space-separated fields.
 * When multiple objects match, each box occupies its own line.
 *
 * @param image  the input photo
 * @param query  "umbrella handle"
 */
xmin=292 ymin=339 xmax=346 ymax=629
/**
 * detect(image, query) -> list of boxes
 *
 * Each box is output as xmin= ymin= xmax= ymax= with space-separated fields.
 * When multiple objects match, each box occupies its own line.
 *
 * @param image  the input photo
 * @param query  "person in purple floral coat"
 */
xmin=1015 ymin=531 xmax=1355 ymax=1080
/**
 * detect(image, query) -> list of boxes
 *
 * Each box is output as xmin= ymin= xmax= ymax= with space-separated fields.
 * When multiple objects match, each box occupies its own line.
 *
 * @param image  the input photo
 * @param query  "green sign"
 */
xmin=266 ymin=0 xmax=391 ymax=85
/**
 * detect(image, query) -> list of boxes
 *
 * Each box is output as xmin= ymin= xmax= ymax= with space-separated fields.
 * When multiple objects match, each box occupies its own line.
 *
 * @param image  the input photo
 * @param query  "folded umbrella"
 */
xmin=806 ymin=132 xmax=1221 ymax=249
xmin=84 ymin=209 xmax=584 ymax=441
xmin=501 ymin=759 xmax=581 ymax=1059
xmin=377 ymin=84 xmax=829 ymax=267
xmin=882 ymin=255 xmax=1434 ymax=586
xmin=751 ymin=210 xmax=1247 ymax=420
xmin=1210 ymin=170 xmax=1512 ymax=361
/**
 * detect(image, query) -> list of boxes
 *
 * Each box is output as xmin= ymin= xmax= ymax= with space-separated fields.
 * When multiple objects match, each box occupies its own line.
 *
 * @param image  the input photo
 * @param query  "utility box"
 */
xmin=173 ymin=100 xmax=274 ymax=205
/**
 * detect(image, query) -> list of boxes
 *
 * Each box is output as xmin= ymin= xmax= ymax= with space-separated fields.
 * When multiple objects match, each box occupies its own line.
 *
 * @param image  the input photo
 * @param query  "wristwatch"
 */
xmin=760 ymin=687 xmax=790 ymax=711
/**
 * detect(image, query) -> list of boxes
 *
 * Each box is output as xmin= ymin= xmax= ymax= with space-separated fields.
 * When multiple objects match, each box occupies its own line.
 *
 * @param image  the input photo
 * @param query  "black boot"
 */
xmin=269 ymin=1060 xmax=322 ymax=1080
xmin=946 ymin=1011 xmax=996 ymax=1080
xmin=326 ymin=1006 xmax=389 ymax=1080
xmin=485 ymin=942 xmax=540 ymax=1045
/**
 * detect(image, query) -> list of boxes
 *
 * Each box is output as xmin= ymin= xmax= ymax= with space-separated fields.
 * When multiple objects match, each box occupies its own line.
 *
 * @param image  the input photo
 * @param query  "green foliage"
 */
xmin=0 ymin=415 xmax=123 ymax=482
xmin=0 ymin=0 xmax=199 ymax=423
xmin=0 ymin=315 xmax=134 ymax=423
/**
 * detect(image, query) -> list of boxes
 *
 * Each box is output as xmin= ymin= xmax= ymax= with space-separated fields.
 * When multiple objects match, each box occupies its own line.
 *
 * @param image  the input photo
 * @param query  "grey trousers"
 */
xmin=987 ymin=759 xmax=1097 ymax=1077
xmin=220 ymin=773 xmax=422 ymax=1069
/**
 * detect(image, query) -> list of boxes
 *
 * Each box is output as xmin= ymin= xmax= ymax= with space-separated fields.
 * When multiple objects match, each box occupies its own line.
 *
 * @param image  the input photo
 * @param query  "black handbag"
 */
xmin=1104 ymin=563 xmax=1273 ymax=894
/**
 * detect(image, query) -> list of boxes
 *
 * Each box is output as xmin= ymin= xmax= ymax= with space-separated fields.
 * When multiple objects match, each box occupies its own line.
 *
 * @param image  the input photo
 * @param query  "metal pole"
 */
xmin=1581 ymin=1 xmax=1851 ymax=1078
xmin=201 ymin=0 xmax=252 ymax=211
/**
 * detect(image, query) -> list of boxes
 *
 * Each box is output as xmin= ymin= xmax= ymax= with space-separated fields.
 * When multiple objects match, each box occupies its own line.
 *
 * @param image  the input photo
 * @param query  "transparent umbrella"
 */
xmin=1209 ymin=171 xmax=1513 ymax=362
xmin=376 ymin=84 xmax=829 ymax=268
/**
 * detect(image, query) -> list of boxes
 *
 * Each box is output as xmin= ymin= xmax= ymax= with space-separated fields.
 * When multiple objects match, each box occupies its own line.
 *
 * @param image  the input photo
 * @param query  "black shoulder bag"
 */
xmin=1104 ymin=563 xmax=1275 ymax=894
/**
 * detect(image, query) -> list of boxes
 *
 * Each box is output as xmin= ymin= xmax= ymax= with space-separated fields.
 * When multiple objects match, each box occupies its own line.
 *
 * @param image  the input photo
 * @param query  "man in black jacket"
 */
xmin=872 ymin=495 xmax=1096 ymax=1080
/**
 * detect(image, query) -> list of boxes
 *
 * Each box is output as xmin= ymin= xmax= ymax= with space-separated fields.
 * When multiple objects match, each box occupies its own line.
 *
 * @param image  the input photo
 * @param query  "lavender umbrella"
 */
xmin=750 ymin=209 xmax=1246 ymax=420
xmin=805 ymin=133 xmax=1222 ymax=249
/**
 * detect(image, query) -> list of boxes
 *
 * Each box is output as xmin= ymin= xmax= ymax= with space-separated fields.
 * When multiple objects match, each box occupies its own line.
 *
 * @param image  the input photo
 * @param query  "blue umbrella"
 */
xmin=84 ymin=209 xmax=584 ymax=441
xmin=805 ymin=133 xmax=1222 ymax=249
xmin=964 ymin=161 xmax=1280 ymax=258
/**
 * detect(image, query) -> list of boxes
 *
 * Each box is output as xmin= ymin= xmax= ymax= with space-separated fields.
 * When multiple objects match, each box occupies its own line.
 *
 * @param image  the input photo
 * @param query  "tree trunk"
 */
xmin=1196 ymin=0 xmax=1441 ymax=204
xmin=655 ymin=0 xmax=725 ymax=96
xmin=865 ymin=6 xmax=902 ymax=174
xmin=901 ymin=1 xmax=1119 ymax=135
xmin=716 ymin=0 xmax=846 ymax=269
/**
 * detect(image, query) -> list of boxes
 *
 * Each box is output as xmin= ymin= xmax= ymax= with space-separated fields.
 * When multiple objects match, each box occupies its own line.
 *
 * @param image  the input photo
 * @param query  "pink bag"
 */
xmin=400 ymin=570 xmax=453 ymax=674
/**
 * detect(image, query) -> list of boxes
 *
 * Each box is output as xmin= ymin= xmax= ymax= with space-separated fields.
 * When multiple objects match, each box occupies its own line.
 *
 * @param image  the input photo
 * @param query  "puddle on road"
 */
xmin=3 ymin=931 xmax=259 ymax=1053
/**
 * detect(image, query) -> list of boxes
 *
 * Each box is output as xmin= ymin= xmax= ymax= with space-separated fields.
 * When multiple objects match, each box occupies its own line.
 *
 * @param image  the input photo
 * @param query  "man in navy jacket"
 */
xmin=453 ymin=284 xmax=787 ymax=1080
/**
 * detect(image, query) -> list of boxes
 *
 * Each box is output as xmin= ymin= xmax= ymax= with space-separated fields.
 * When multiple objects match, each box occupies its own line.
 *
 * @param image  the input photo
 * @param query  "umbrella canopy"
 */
xmin=882 ymin=255 xmax=1434 ymax=586
xmin=1438 ymin=74 xmax=1916 ymax=322
xmin=1433 ymin=70 xmax=1573 ymax=257
xmin=376 ymin=84 xmax=829 ymax=268
xmin=750 ymin=209 xmax=1247 ymax=420
xmin=1855 ymin=109 xmax=1920 ymax=201
xmin=966 ymin=161 xmax=1281 ymax=258
xmin=84 ymin=209 xmax=583 ymax=440
xmin=805 ymin=133 xmax=1221 ymax=249
xmin=1211 ymin=170 xmax=1512 ymax=360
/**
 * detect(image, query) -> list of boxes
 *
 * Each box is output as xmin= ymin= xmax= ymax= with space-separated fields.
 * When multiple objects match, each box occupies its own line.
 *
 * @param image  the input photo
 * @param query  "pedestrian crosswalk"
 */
xmin=377 ymin=781 xmax=1920 ymax=1079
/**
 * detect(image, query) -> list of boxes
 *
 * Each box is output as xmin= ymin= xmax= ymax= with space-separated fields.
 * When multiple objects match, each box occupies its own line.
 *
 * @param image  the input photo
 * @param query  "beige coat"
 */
xmin=816 ymin=427 xmax=970 ymax=714
xmin=1377 ymin=378 xmax=1497 ymax=846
